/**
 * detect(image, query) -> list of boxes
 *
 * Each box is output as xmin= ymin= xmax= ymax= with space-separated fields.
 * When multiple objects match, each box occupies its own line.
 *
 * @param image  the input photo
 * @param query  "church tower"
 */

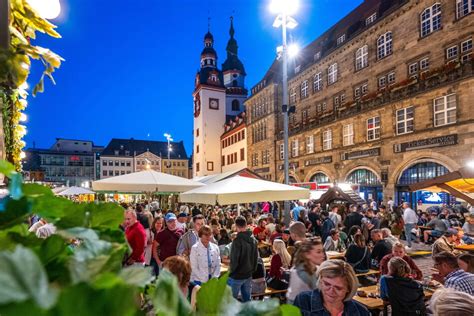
xmin=222 ymin=17 xmax=247 ymax=118
xmin=192 ymin=30 xmax=226 ymax=177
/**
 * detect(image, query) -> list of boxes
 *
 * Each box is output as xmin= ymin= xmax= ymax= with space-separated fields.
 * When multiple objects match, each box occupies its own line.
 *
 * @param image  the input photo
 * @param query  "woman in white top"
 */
xmin=287 ymin=238 xmax=326 ymax=304
xmin=190 ymin=225 xmax=221 ymax=285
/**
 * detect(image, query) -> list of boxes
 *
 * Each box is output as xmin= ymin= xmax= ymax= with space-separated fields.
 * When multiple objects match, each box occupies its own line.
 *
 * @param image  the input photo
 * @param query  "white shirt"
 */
xmin=190 ymin=240 xmax=221 ymax=283
xmin=403 ymin=207 xmax=418 ymax=224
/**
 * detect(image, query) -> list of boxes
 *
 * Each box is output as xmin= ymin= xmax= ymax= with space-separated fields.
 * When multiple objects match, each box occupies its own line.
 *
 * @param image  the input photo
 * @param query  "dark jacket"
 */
xmin=380 ymin=275 xmax=426 ymax=316
xmin=345 ymin=244 xmax=371 ymax=273
xmin=370 ymin=240 xmax=392 ymax=268
xmin=229 ymin=230 xmax=258 ymax=280
xmin=344 ymin=212 xmax=363 ymax=233
xmin=321 ymin=218 xmax=335 ymax=243
xmin=294 ymin=289 xmax=369 ymax=316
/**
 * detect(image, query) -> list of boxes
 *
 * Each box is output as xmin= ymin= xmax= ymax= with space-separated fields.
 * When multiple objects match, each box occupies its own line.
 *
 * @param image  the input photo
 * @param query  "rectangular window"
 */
xmin=456 ymin=0 xmax=473 ymax=19
xmin=108 ymin=160 xmax=113 ymax=166
xmin=314 ymin=51 xmax=321 ymax=61
xmin=196 ymin=129 xmax=199 ymax=137
xmin=207 ymin=162 xmax=214 ymax=171
xmin=196 ymin=163 xmax=200 ymax=172
xmin=340 ymin=93 xmax=346 ymax=105
xmin=328 ymin=63 xmax=338 ymax=85
xmin=301 ymin=80 xmax=309 ymax=98
xmin=240 ymin=148 xmax=245 ymax=161
xmin=354 ymin=87 xmax=360 ymax=98
xmin=120 ymin=161 xmax=125 ymax=166
xmin=366 ymin=12 xmax=377 ymax=25
xmin=334 ymin=96 xmax=339 ymax=107
xmin=291 ymin=139 xmax=299 ymax=157
xmin=461 ymin=39 xmax=473 ymax=53
xmin=121 ymin=171 xmax=125 ymax=175
xmin=313 ymin=72 xmax=322 ymax=92
xmin=420 ymin=58 xmax=430 ymax=70
xmin=115 ymin=161 xmax=119 ymax=166
xmin=290 ymin=88 xmax=297 ymax=104
xmin=306 ymin=136 xmax=314 ymax=154
xmin=323 ymin=130 xmax=332 ymax=151
xmin=108 ymin=170 xmax=113 ymax=176
xmin=362 ymin=84 xmax=368 ymax=95
xmin=434 ymin=94 xmax=457 ymax=126
xmin=446 ymin=46 xmax=458 ymax=59
xmin=102 ymin=160 xmax=106 ymax=166
xmin=114 ymin=170 xmax=119 ymax=176
xmin=367 ymin=116 xmax=381 ymax=141
xmin=387 ymin=72 xmax=396 ymax=85
xmin=396 ymin=107 xmax=414 ymax=135
xmin=337 ymin=34 xmax=345 ymax=45
xmin=343 ymin=124 xmax=354 ymax=146
xmin=408 ymin=62 xmax=419 ymax=75
xmin=355 ymin=45 xmax=368 ymax=71
xmin=126 ymin=161 xmax=131 ymax=167
xmin=102 ymin=170 xmax=107 ymax=176
xmin=279 ymin=144 xmax=284 ymax=160
xmin=378 ymin=76 xmax=386 ymax=88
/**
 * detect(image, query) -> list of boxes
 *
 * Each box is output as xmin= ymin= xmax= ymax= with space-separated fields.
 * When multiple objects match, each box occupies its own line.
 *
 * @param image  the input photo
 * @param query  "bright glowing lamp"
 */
xmin=27 ymin=0 xmax=61 ymax=19
xmin=269 ymin=0 xmax=300 ymax=15
xmin=288 ymin=43 xmax=300 ymax=58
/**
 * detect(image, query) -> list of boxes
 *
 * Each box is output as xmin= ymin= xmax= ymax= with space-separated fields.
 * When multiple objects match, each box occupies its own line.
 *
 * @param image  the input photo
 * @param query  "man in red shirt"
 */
xmin=253 ymin=218 xmax=268 ymax=241
xmin=124 ymin=210 xmax=147 ymax=266
xmin=154 ymin=213 xmax=184 ymax=267
xmin=379 ymin=242 xmax=423 ymax=280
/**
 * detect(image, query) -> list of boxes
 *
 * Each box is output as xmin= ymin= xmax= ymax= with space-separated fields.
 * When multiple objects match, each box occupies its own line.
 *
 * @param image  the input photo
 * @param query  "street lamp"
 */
xmin=270 ymin=0 xmax=299 ymax=225
xmin=164 ymin=133 xmax=173 ymax=169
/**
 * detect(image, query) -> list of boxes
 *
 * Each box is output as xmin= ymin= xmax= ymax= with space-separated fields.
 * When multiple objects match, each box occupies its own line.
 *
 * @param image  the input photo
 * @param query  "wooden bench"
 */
xmin=355 ymin=269 xmax=380 ymax=277
xmin=251 ymin=287 xmax=287 ymax=298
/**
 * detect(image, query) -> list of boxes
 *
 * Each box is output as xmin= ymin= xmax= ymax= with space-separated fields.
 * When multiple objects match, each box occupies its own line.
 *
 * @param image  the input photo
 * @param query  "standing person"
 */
xmin=345 ymin=233 xmax=371 ymax=274
xmin=153 ymin=213 xmax=184 ymax=267
xmin=227 ymin=216 xmax=258 ymax=302
xmin=267 ymin=239 xmax=291 ymax=290
xmin=308 ymin=206 xmax=322 ymax=237
xmin=124 ymin=210 xmax=147 ymax=266
xmin=370 ymin=229 xmax=392 ymax=268
xmin=287 ymin=238 xmax=326 ymax=304
xmin=291 ymin=202 xmax=305 ymax=222
xmin=379 ymin=243 xmax=423 ymax=280
xmin=176 ymin=213 xmax=188 ymax=231
xmin=387 ymin=197 xmax=394 ymax=212
xmin=150 ymin=216 xmax=164 ymax=276
xmin=176 ymin=214 xmax=205 ymax=257
xmin=379 ymin=257 xmax=426 ymax=316
xmin=321 ymin=211 xmax=335 ymax=243
xmin=190 ymin=225 xmax=221 ymax=285
xmin=432 ymin=251 xmax=474 ymax=295
xmin=293 ymin=260 xmax=369 ymax=315
xmin=402 ymin=202 xmax=418 ymax=250
xmin=344 ymin=204 xmax=363 ymax=234
xmin=329 ymin=205 xmax=342 ymax=227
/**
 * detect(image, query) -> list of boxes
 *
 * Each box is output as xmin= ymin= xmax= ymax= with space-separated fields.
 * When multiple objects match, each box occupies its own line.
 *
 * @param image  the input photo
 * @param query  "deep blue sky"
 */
xmin=25 ymin=0 xmax=363 ymax=155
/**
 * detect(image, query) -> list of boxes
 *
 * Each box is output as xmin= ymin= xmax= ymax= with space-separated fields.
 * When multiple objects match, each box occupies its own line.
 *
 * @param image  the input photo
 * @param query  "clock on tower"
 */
xmin=209 ymin=98 xmax=219 ymax=110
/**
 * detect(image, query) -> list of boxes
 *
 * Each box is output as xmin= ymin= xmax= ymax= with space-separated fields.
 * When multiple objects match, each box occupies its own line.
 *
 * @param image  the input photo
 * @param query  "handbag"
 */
xmin=350 ymin=247 xmax=369 ymax=273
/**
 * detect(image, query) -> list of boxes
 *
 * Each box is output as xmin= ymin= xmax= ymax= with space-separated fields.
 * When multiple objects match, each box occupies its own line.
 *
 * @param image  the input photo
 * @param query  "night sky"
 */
xmin=25 ymin=0 xmax=363 ymax=155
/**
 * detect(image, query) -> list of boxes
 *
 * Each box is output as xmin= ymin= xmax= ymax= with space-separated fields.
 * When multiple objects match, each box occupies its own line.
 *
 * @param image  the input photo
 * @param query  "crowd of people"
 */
xmin=78 ymin=198 xmax=474 ymax=314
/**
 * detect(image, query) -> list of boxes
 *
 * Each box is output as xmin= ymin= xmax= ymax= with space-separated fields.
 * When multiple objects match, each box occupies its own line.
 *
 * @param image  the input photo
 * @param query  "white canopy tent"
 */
xmin=92 ymin=170 xmax=204 ymax=193
xmin=56 ymin=186 xmax=95 ymax=196
xmin=180 ymin=176 xmax=310 ymax=212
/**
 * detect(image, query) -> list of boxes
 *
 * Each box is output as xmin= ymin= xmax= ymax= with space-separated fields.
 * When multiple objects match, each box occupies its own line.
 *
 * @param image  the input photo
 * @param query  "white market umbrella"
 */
xmin=56 ymin=186 xmax=95 ymax=196
xmin=180 ymin=175 xmax=310 ymax=205
xmin=92 ymin=170 xmax=204 ymax=193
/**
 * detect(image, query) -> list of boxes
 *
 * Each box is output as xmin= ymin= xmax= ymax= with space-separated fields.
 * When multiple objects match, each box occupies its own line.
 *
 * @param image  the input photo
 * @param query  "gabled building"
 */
xmin=100 ymin=138 xmax=189 ymax=179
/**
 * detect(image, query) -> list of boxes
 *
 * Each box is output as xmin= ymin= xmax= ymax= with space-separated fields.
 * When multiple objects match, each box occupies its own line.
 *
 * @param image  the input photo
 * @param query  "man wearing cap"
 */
xmin=176 ymin=212 xmax=188 ymax=231
xmin=153 ymin=213 xmax=184 ymax=267
xmin=432 ymin=229 xmax=462 ymax=257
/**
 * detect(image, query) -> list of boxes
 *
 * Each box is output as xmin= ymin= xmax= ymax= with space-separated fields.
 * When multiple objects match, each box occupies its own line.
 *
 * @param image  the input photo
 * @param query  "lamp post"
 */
xmin=164 ymin=133 xmax=173 ymax=169
xmin=271 ymin=0 xmax=299 ymax=225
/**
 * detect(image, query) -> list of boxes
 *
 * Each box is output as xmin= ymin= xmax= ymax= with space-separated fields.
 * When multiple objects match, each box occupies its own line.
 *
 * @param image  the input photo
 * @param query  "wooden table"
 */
xmin=455 ymin=244 xmax=474 ymax=252
xmin=354 ymin=285 xmax=434 ymax=311
xmin=355 ymin=269 xmax=380 ymax=277
xmin=326 ymin=251 xmax=346 ymax=260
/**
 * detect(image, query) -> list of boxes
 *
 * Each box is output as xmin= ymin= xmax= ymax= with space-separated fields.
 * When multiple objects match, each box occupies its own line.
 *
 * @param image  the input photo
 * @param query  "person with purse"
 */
xmin=267 ymin=239 xmax=291 ymax=290
xmin=345 ymin=233 xmax=371 ymax=274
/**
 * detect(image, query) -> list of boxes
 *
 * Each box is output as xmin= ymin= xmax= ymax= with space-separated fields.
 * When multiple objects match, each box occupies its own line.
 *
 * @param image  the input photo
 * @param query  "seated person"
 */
xmin=370 ymin=229 xmax=392 ymax=268
xmin=380 ymin=257 xmax=426 ymax=316
xmin=345 ymin=233 xmax=371 ymax=273
xmin=381 ymin=228 xmax=399 ymax=247
xmin=267 ymin=239 xmax=291 ymax=290
xmin=294 ymin=260 xmax=369 ymax=315
xmin=423 ymin=212 xmax=448 ymax=244
xmin=253 ymin=218 xmax=269 ymax=242
xmin=323 ymin=229 xmax=346 ymax=252
xmin=379 ymin=242 xmax=422 ymax=280
xmin=162 ymin=255 xmax=200 ymax=310
xmin=432 ymin=229 xmax=462 ymax=257
xmin=429 ymin=288 xmax=474 ymax=316
xmin=461 ymin=216 xmax=474 ymax=244
xmin=432 ymin=251 xmax=474 ymax=296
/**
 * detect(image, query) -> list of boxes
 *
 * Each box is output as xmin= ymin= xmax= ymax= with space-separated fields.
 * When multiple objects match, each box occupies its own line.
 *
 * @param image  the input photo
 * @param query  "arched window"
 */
xmin=309 ymin=172 xmax=330 ymax=183
xmin=398 ymin=162 xmax=449 ymax=185
xmin=355 ymin=45 xmax=368 ymax=70
xmin=346 ymin=169 xmax=381 ymax=186
xmin=232 ymin=99 xmax=240 ymax=111
xmin=421 ymin=3 xmax=441 ymax=37
xmin=377 ymin=32 xmax=393 ymax=59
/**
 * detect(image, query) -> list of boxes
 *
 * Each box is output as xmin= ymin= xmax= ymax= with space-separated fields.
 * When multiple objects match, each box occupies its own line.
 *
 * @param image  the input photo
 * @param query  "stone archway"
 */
xmin=277 ymin=173 xmax=301 ymax=184
xmin=303 ymin=165 xmax=336 ymax=183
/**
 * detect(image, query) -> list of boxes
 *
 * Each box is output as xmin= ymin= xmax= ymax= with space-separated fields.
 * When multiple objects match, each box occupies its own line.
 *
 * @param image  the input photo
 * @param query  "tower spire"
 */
xmin=229 ymin=16 xmax=234 ymax=38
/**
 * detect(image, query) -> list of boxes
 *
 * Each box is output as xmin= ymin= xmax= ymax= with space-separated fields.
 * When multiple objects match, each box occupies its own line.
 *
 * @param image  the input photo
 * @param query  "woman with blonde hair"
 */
xmin=294 ymin=259 xmax=369 ymax=315
xmin=286 ymin=238 xmax=326 ymax=304
xmin=430 ymin=288 xmax=474 ymax=316
xmin=379 ymin=257 xmax=425 ymax=316
xmin=267 ymin=239 xmax=292 ymax=290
